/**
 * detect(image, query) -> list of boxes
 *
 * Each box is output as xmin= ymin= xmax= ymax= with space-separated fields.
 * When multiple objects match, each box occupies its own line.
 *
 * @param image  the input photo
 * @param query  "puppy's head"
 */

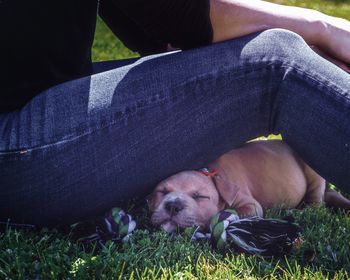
xmin=148 ymin=170 xmax=223 ymax=233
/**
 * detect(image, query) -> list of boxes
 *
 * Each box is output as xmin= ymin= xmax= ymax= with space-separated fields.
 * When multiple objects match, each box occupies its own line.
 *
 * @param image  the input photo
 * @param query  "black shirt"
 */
xmin=0 ymin=0 xmax=213 ymax=112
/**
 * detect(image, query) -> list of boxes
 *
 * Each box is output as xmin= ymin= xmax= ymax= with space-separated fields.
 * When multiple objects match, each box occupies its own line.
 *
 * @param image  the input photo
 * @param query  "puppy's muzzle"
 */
xmin=164 ymin=198 xmax=185 ymax=217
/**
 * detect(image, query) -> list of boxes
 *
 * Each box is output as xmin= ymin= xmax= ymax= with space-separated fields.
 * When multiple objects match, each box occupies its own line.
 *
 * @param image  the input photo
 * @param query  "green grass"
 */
xmin=1 ymin=207 xmax=350 ymax=279
xmin=2 ymin=1 xmax=350 ymax=279
xmin=92 ymin=17 xmax=138 ymax=62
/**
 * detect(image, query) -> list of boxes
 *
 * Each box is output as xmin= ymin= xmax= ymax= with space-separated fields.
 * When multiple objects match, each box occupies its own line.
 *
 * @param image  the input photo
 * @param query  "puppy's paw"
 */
xmin=235 ymin=204 xmax=264 ymax=218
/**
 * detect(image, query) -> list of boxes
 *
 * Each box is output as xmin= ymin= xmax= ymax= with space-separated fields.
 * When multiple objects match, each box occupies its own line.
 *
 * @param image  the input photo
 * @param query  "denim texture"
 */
xmin=0 ymin=29 xmax=349 ymax=226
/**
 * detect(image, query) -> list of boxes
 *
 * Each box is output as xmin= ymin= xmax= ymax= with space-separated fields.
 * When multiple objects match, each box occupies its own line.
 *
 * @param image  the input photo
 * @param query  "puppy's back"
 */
xmin=211 ymin=140 xmax=310 ymax=209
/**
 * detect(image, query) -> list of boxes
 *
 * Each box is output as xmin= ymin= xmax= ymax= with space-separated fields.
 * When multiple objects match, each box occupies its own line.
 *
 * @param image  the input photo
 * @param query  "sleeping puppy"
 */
xmin=148 ymin=140 xmax=350 ymax=233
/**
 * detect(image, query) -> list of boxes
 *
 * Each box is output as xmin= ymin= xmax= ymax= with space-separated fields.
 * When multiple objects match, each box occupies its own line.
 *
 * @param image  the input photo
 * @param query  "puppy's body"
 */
xmin=208 ymin=140 xmax=325 ymax=217
xmin=149 ymin=140 xmax=350 ymax=232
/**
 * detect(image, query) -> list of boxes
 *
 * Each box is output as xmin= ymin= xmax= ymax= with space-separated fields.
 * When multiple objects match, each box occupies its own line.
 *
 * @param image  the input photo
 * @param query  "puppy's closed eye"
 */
xmin=157 ymin=189 xmax=169 ymax=195
xmin=192 ymin=192 xmax=210 ymax=201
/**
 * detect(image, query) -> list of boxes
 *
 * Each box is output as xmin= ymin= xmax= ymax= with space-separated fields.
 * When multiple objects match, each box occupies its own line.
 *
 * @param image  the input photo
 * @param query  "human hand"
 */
xmin=317 ymin=15 xmax=350 ymax=65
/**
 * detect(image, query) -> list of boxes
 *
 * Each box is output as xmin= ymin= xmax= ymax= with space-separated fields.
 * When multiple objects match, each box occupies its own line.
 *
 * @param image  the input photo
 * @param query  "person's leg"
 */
xmin=0 ymin=29 xmax=349 ymax=226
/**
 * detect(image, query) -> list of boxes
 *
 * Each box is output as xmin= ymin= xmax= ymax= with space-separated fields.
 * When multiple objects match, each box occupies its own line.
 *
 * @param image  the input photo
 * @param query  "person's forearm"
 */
xmin=210 ymin=0 xmax=350 ymax=64
xmin=210 ymin=0 xmax=327 ymax=46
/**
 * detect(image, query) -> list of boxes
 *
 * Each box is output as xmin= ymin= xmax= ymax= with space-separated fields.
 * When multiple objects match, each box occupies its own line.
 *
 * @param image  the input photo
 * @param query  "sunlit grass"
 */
xmin=92 ymin=17 xmax=138 ymax=62
xmin=1 ymin=207 xmax=349 ymax=279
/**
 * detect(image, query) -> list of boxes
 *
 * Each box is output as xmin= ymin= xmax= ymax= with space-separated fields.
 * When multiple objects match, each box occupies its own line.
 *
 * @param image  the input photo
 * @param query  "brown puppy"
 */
xmin=149 ymin=140 xmax=350 ymax=232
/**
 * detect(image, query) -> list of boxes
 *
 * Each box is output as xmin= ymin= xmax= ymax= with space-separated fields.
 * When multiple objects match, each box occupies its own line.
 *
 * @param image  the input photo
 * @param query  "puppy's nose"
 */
xmin=164 ymin=199 xmax=184 ymax=216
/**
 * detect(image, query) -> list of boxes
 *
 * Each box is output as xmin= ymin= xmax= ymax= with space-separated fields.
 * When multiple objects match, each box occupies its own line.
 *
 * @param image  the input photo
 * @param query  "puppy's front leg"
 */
xmin=235 ymin=200 xmax=264 ymax=218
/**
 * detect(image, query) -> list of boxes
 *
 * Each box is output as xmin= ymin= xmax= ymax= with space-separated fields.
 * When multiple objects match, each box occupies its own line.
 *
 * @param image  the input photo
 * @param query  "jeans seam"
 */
xmin=291 ymin=67 xmax=349 ymax=99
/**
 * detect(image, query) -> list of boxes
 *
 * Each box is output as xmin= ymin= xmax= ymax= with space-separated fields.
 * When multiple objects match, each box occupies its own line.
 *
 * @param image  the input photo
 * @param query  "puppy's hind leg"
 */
xmin=299 ymin=161 xmax=349 ymax=211
xmin=324 ymin=188 xmax=350 ymax=211
xmin=303 ymin=164 xmax=326 ymax=206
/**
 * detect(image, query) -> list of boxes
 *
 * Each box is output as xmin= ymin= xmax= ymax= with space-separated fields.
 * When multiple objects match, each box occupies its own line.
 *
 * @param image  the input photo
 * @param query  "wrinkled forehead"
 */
xmin=157 ymin=171 xmax=214 ymax=192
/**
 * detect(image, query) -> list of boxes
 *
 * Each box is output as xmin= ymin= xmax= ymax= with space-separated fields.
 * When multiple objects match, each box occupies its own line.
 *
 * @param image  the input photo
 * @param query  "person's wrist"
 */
xmin=306 ymin=11 xmax=330 ymax=50
xmin=297 ymin=9 xmax=320 ymax=43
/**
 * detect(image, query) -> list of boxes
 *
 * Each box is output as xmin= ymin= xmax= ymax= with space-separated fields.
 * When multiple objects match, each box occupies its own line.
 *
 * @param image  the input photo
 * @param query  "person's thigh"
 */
xmin=0 ymin=29 xmax=349 ymax=226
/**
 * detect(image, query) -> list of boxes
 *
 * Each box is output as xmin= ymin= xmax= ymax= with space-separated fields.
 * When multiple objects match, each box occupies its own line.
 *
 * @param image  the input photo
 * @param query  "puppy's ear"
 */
xmin=212 ymin=175 xmax=238 ymax=207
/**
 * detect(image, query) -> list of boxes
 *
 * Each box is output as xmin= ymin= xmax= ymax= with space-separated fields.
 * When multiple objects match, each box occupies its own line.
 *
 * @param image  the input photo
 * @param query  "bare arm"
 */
xmin=209 ymin=0 xmax=350 ymax=65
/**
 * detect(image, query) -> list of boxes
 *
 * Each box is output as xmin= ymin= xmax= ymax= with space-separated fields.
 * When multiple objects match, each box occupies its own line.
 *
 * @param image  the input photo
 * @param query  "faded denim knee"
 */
xmin=239 ymin=28 xmax=311 ymax=67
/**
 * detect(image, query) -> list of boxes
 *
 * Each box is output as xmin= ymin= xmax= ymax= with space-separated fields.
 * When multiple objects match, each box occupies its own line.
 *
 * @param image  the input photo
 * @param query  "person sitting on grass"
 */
xmin=0 ymin=0 xmax=349 ymax=227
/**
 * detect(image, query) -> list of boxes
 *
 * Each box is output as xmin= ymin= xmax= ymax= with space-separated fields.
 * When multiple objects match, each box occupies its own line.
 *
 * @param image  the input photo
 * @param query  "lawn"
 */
xmin=1 ymin=1 xmax=350 ymax=279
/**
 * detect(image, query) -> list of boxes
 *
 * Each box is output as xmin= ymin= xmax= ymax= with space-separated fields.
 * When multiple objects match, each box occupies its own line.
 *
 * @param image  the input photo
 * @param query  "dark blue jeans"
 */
xmin=1 ymin=29 xmax=349 ymax=226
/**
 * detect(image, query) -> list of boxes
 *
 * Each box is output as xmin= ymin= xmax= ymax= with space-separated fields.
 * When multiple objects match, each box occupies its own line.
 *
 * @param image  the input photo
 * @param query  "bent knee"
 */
xmin=240 ymin=28 xmax=309 ymax=63
xmin=260 ymin=28 xmax=305 ymax=46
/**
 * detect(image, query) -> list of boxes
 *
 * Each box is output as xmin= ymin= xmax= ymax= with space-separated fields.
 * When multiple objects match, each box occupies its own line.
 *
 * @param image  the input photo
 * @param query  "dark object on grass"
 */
xmin=193 ymin=209 xmax=302 ymax=257
xmin=0 ymin=208 xmax=136 ymax=248
xmin=70 ymin=208 xmax=136 ymax=246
